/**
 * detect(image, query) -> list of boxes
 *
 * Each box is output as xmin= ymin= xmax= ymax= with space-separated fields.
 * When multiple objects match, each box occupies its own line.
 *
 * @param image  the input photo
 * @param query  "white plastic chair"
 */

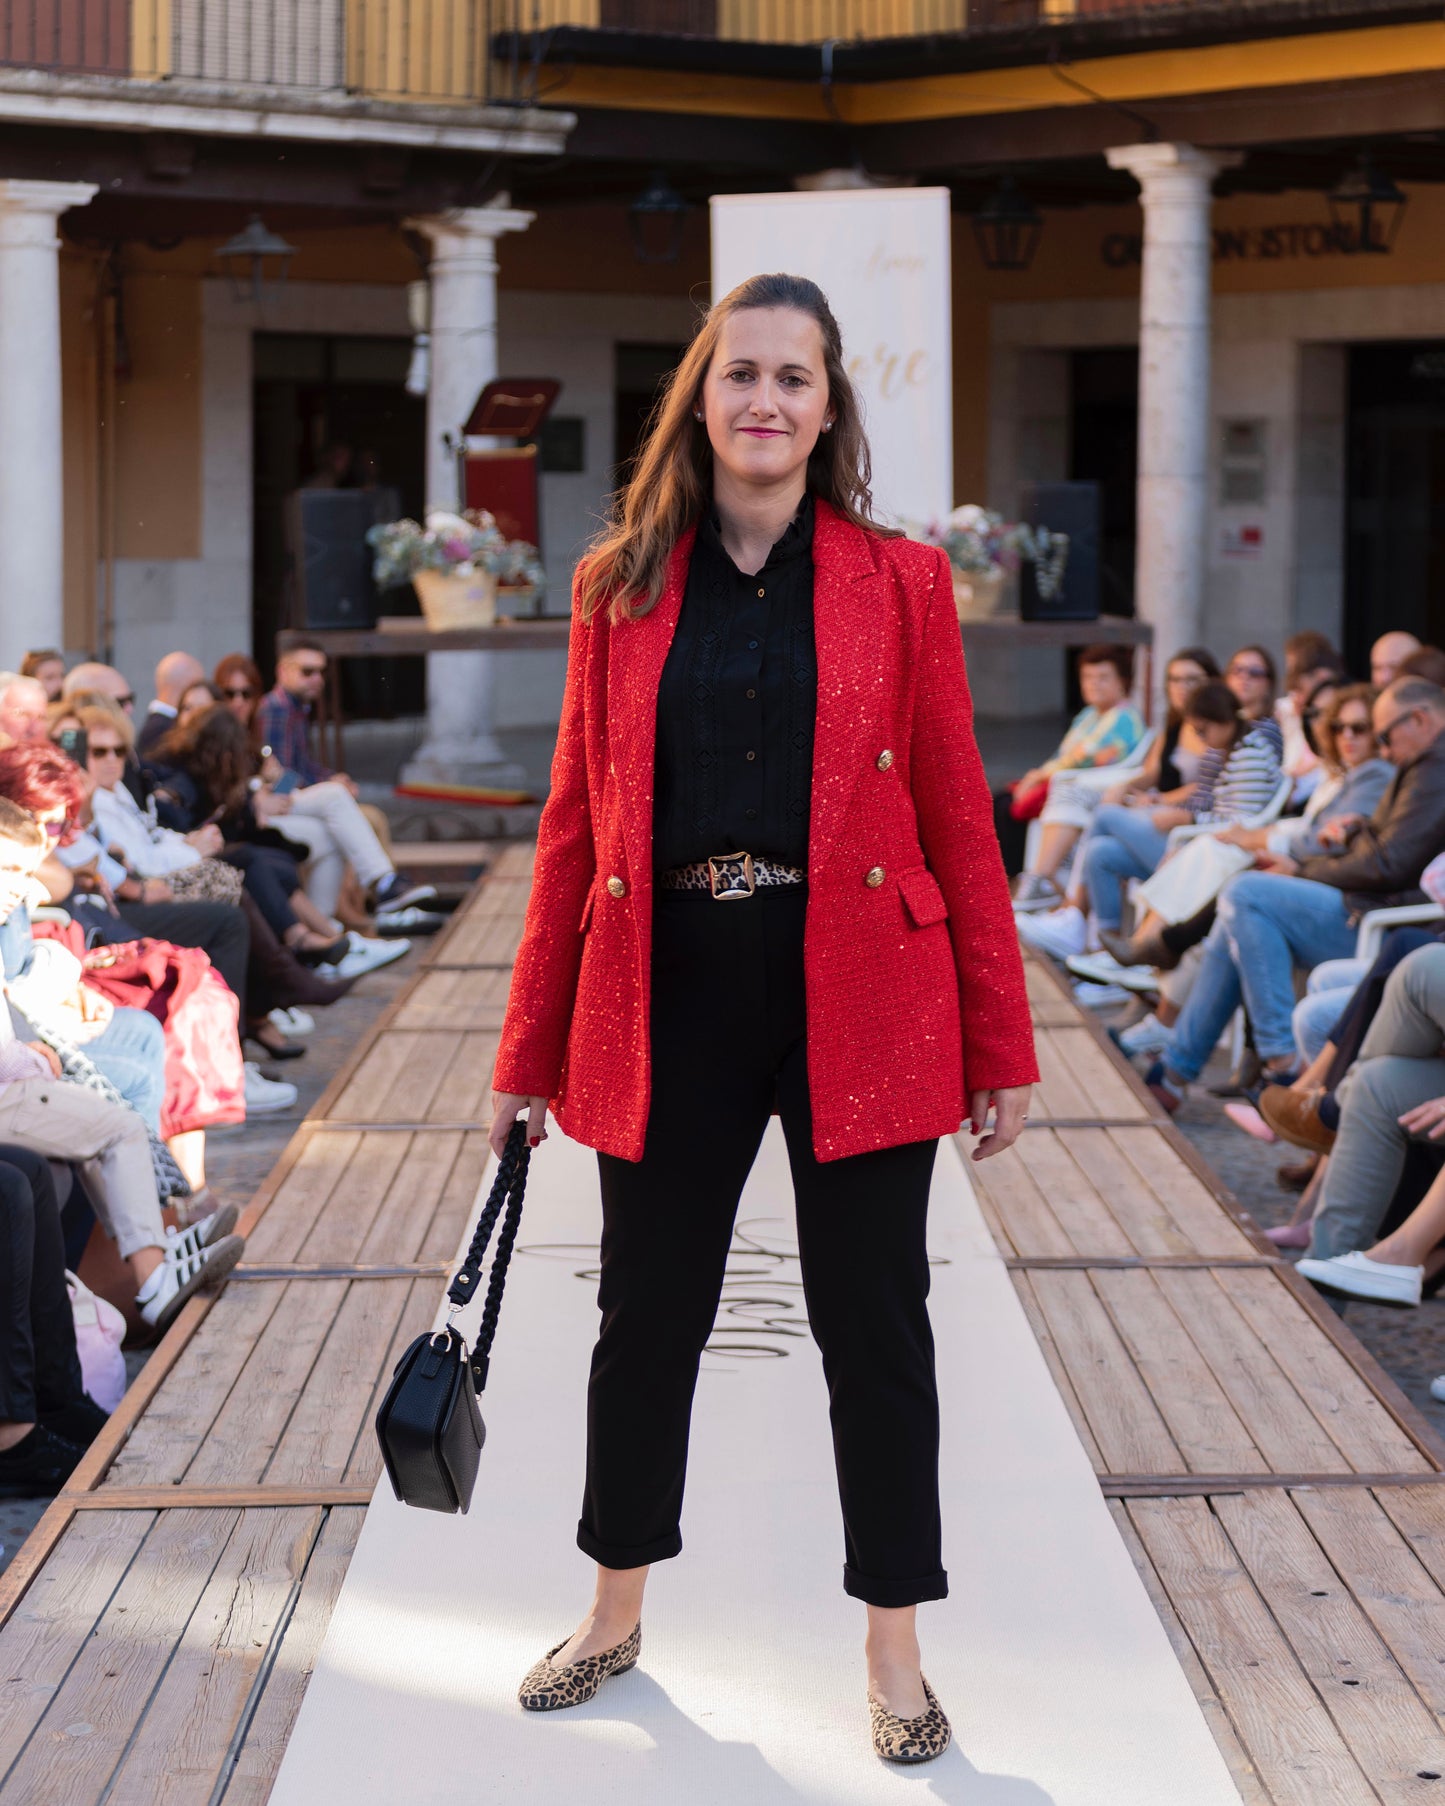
xmin=1021 ymin=727 xmax=1160 ymax=872
xmin=1354 ymin=902 xmax=1445 ymax=966
xmin=1163 ymin=771 xmax=1293 ymax=854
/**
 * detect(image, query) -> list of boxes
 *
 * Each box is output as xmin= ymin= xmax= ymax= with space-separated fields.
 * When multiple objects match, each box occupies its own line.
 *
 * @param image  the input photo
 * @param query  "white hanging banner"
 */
xmin=710 ymin=187 xmax=953 ymax=528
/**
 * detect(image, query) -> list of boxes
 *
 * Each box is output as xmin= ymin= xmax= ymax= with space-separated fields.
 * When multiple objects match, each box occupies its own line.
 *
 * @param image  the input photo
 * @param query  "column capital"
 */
xmin=0 ymin=179 xmax=98 ymax=249
xmin=1105 ymin=142 xmax=1241 ymax=194
xmin=404 ymin=195 xmax=535 ymax=260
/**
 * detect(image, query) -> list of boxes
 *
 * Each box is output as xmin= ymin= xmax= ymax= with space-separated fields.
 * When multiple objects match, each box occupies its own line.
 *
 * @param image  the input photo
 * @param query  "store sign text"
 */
xmin=1102 ymin=222 xmax=1393 ymax=268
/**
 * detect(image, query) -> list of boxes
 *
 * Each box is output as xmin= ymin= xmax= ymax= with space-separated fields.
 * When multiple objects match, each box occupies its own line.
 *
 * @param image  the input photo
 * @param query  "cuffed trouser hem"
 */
xmin=576 ymin=1522 xmax=682 ymax=1569
xmin=843 ymin=1566 xmax=948 ymax=1608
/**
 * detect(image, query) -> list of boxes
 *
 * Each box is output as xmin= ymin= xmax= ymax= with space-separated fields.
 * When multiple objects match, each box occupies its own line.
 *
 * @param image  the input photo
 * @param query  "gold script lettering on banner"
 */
xmin=848 ymin=346 xmax=929 ymax=404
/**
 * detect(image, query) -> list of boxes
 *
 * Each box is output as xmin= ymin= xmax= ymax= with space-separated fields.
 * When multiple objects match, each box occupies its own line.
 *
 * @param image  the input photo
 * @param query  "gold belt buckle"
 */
xmin=707 ymin=852 xmax=756 ymax=900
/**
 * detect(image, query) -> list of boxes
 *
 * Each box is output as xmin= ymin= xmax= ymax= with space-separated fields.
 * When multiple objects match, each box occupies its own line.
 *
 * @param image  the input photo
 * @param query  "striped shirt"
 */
xmin=1191 ymin=722 xmax=1284 ymax=825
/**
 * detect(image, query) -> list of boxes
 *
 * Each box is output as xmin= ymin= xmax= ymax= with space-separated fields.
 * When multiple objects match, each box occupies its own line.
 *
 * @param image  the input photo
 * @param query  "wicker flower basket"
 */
xmin=413 ymin=568 xmax=499 ymax=630
xmin=952 ymin=566 xmax=1009 ymax=621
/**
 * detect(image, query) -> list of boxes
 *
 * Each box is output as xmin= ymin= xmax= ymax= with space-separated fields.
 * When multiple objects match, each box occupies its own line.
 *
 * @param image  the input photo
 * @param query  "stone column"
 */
xmin=400 ymin=196 xmax=534 ymax=789
xmin=1105 ymin=144 xmax=1236 ymax=710
xmin=0 ymin=180 xmax=97 ymax=668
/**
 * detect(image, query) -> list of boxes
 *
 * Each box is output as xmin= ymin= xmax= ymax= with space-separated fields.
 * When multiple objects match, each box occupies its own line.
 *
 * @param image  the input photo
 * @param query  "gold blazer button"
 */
xmin=876 ymin=749 xmax=894 ymax=771
xmin=865 ymin=866 xmax=886 ymax=888
xmin=606 ymin=875 xmax=627 ymax=898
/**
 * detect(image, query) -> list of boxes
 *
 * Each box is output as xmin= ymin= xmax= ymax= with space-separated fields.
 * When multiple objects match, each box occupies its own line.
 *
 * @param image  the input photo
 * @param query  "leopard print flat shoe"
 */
xmin=868 ymin=1676 xmax=952 ymax=1763
xmin=517 ymin=1622 xmax=642 ymax=1712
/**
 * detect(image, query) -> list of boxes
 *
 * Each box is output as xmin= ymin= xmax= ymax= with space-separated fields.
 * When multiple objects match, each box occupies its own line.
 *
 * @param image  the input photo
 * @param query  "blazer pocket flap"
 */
xmin=897 ymin=867 xmax=949 ymax=928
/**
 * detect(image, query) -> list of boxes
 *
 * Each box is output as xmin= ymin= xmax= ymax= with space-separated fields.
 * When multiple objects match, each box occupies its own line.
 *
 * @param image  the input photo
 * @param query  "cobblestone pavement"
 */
xmin=0 ymin=943 xmax=420 ymax=1574
xmin=1094 ymin=991 xmax=1445 ymax=1434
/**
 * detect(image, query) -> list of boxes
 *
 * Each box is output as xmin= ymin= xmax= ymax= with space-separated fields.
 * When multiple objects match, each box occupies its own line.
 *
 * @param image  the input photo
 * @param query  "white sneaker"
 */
xmin=1016 ymin=905 xmax=1088 ymax=961
xmin=1067 ymin=949 xmax=1161 ymax=995
xmin=1430 ymin=1376 xmax=1445 ymax=1403
xmin=243 ymin=1062 xmax=298 ymax=1114
xmin=1072 ymin=980 xmax=1131 ymax=1008
xmin=165 ymin=1201 xmax=240 ymax=1260
xmin=324 ymin=932 xmax=411 ymax=979
xmin=1295 ymin=1249 xmax=1423 ymax=1307
xmin=137 ymin=1232 xmax=246 ymax=1334
xmin=1011 ymin=873 xmax=1062 ymax=914
xmin=269 ymin=1006 xmax=315 ymax=1037
xmin=1110 ymin=1011 xmax=1173 ymax=1059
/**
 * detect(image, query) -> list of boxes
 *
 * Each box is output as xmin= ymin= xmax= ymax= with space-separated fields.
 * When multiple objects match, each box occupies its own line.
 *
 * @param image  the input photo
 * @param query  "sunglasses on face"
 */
xmin=294 ymin=665 xmax=326 ymax=679
xmin=223 ymin=686 xmax=254 ymax=700
xmin=1335 ymin=720 xmax=1375 ymax=740
xmin=89 ymin=744 xmax=126 ymax=759
xmin=1228 ymin=664 xmax=1271 ymax=681
xmin=1378 ymin=710 xmax=1418 ymax=750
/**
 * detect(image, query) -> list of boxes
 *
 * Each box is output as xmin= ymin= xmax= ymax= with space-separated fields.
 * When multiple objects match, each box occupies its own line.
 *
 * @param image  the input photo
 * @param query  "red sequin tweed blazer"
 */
xmin=492 ymin=498 xmax=1039 ymax=1163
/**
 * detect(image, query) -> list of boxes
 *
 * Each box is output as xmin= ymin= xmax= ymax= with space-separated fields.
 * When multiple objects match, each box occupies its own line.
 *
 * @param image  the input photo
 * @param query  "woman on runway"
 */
xmin=489 ymin=272 xmax=1037 ymax=1764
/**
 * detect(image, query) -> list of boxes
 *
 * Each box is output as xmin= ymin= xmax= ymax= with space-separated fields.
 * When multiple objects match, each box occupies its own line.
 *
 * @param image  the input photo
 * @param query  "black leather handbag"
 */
xmin=374 ymin=1119 xmax=532 ymax=1514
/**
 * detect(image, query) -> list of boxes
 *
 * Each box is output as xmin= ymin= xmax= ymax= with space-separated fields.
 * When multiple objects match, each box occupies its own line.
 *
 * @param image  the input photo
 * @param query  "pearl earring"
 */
xmin=694 ymin=410 xmax=704 ymax=421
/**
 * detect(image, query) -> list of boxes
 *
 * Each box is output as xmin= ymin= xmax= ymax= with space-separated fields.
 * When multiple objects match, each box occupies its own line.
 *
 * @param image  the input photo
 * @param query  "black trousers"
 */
xmin=581 ymin=884 xmax=946 ymax=1608
xmin=0 ymin=1145 xmax=84 ymax=1423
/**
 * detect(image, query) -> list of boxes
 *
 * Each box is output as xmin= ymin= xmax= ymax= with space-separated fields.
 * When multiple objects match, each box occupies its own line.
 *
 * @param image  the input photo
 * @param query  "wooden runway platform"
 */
xmin=5 ymin=848 xmax=1445 ymax=1802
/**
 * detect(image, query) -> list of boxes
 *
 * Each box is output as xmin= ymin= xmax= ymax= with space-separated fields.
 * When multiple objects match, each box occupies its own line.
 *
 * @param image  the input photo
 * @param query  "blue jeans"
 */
xmin=1080 ymin=805 xmax=1170 ymax=929
xmin=85 ymin=1007 xmax=166 ymax=1137
xmin=1292 ymin=957 xmax=1369 ymax=1066
xmin=1167 ymin=872 xmax=1357 ymax=1079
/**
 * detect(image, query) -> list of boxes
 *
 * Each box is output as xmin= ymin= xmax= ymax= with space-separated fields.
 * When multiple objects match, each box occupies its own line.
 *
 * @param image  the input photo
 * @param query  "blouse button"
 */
xmin=606 ymin=876 xmax=627 ymax=899
xmin=748 ymin=640 xmax=758 ymax=650
xmin=745 ymin=750 xmax=756 ymax=761
xmin=876 ymin=749 xmax=894 ymax=771
xmin=865 ymin=866 xmax=886 ymax=888
xmin=746 ymin=688 xmax=756 ymax=699
xmin=757 ymin=588 xmax=765 ymax=598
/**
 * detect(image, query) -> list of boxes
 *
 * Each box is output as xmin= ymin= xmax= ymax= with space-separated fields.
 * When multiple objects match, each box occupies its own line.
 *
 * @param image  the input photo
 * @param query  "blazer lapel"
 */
xmin=608 ymin=523 xmax=696 ymax=890
xmin=809 ymin=500 xmax=888 ymax=874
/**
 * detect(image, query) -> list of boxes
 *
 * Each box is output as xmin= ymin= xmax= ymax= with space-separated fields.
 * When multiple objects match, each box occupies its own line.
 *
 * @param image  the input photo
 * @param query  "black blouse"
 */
xmin=653 ymin=494 xmax=817 ymax=872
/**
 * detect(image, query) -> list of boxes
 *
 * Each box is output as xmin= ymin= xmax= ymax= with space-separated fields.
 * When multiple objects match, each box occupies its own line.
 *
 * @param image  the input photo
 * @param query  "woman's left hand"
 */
xmin=969 ymin=1085 xmax=1031 ymax=1160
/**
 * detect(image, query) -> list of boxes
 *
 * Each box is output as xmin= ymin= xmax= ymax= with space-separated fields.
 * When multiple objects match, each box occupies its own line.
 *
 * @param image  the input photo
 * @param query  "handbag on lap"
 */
xmin=374 ymin=1119 xmax=532 ymax=1515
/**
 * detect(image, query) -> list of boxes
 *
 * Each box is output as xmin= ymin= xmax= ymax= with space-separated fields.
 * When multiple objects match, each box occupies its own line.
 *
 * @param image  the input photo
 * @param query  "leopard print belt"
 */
xmin=657 ymin=852 xmax=806 ymax=899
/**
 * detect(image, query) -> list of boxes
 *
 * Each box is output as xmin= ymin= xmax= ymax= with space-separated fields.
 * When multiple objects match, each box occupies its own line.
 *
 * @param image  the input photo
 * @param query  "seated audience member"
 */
xmin=178 ymin=679 xmax=220 ymax=726
xmin=1291 ymin=942 xmax=1445 ymax=1272
xmin=1013 ymin=647 xmax=1217 ymax=911
xmin=250 ymin=641 xmax=436 ymax=920
xmin=1397 ymin=644 xmax=1445 ymax=689
xmin=1103 ymin=683 xmax=1391 ymax=976
xmin=1145 ymin=676 xmax=1445 ymax=1111
xmin=1279 ymin=631 xmax=1348 ymax=802
xmin=137 ymin=652 xmax=206 ymax=759
xmin=19 ymin=650 xmax=64 ymax=704
xmin=1373 ymin=630 xmax=1424 ymax=689
xmin=994 ymin=644 xmax=1146 ymax=884
xmin=0 ymin=673 xmax=49 ymax=746
xmin=0 ymin=800 xmax=244 ymax=1335
xmin=1019 ymin=678 xmax=1284 ymax=962
xmin=0 ymin=1144 xmax=108 ymax=1497
xmin=62 ymin=662 xmax=135 ymax=718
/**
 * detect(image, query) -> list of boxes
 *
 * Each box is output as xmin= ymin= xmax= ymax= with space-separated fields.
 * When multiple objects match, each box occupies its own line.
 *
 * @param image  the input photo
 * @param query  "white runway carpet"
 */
xmin=269 ymin=1124 xmax=1242 ymax=1805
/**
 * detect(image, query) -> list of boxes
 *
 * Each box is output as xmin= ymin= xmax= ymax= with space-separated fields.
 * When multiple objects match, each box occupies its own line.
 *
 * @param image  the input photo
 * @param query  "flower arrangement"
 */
xmin=908 ymin=504 xmax=1070 ymax=602
xmin=366 ymin=508 xmax=544 ymax=592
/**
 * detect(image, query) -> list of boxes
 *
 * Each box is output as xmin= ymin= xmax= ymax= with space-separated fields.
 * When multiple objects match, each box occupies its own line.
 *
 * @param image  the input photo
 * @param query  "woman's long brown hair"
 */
xmin=577 ymin=272 xmax=895 ymax=626
xmin=151 ymin=703 xmax=255 ymax=816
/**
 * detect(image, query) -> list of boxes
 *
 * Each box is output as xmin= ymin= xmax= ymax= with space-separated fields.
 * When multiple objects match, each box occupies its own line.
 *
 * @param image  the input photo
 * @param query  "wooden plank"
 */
xmin=1007 ymin=1255 xmax=1280 ymax=1269
xmin=266 ymin=1279 xmax=415 ymax=1487
xmin=102 ymin=1508 xmax=326 ymax=1806
xmin=1089 ymin=1268 xmax=1269 ymax=1475
xmin=1012 ymin=1129 xmax=1135 ymax=1257
xmin=964 ymin=1141 xmax=1075 ymax=1257
xmin=1215 ymin=1487 xmax=1445 ymax=1794
xmin=1152 ymin=1268 xmax=1355 ymax=1478
xmin=0 ymin=1510 xmax=156 ymax=1775
xmin=329 ymin=1029 xmax=460 ymax=1123
xmin=221 ymin=1506 xmax=366 ymax=1806
xmin=1295 ymin=1486 xmax=1445 ymax=1721
xmin=239 ymin=1130 xmax=365 ymax=1265
xmin=393 ymin=965 xmax=511 ymax=1031
xmin=425 ymin=1028 xmax=499 ymax=1123
xmin=1102 ymin=1473 xmax=1445 ymax=1497
xmin=1030 ymin=1025 xmax=1096 ymax=1121
xmin=405 ymin=1130 xmax=493 ymax=1266
xmin=1027 ymin=1269 xmax=1184 ymax=1474
xmin=68 ymin=1487 xmax=373 ymax=1509
xmin=1219 ymin=1269 xmax=1433 ymax=1476
xmin=1009 ymin=1272 xmax=1104 ymax=1469
xmin=1045 ymin=1024 xmax=1149 ymax=1120
xmin=233 ymin=1262 xmax=452 ymax=1280
xmin=102 ymin=1282 xmax=294 ymax=1490
xmin=1109 ymin=1126 xmax=1261 ymax=1259
xmin=289 ymin=1131 xmax=413 ymax=1266
xmin=0 ymin=1507 xmax=243 ymax=1805
xmin=1106 ymin=1500 xmax=1273 ymax=1806
xmin=435 ymin=909 xmax=528 ymax=968
xmin=1128 ymin=1495 xmax=1377 ymax=1804
xmin=1056 ymin=1125 xmax=1200 ymax=1257
xmin=183 ymin=1280 xmax=350 ymax=1488
xmin=1024 ymin=957 xmax=1078 ymax=1026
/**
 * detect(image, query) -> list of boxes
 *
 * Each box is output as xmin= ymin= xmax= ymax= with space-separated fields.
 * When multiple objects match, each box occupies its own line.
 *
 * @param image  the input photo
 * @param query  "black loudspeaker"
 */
xmin=285 ymin=489 xmax=377 ymax=630
xmin=1018 ymin=481 xmax=1101 ymax=621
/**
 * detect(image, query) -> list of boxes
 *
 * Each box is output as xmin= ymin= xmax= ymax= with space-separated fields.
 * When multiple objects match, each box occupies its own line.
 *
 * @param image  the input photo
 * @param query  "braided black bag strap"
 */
xmin=447 ymin=1118 xmax=531 ymax=1393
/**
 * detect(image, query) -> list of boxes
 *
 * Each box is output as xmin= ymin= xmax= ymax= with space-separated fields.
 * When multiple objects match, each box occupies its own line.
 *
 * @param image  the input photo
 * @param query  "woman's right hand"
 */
xmin=490 ymin=1090 xmax=551 ymax=1161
